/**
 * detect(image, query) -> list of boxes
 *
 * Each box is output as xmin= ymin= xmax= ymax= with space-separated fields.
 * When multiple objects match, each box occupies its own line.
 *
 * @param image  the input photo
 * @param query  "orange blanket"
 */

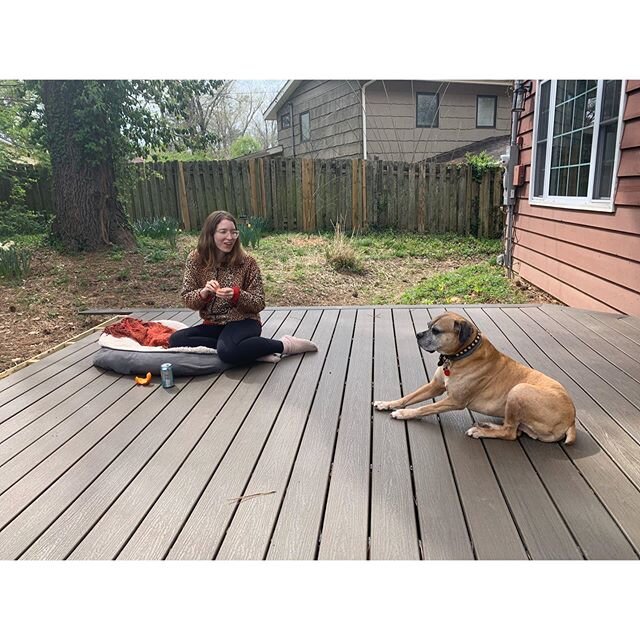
xmin=102 ymin=317 xmax=176 ymax=348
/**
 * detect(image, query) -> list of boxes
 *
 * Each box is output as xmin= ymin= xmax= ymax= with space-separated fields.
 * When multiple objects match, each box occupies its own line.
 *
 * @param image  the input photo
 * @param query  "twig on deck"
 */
xmin=226 ymin=490 xmax=276 ymax=504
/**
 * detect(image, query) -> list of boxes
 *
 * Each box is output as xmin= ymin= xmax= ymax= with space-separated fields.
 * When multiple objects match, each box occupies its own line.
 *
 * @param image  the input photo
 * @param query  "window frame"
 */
xmin=416 ymin=92 xmax=439 ymax=128
xmin=529 ymin=79 xmax=627 ymax=213
xmin=280 ymin=112 xmax=291 ymax=129
xmin=476 ymin=95 xmax=497 ymax=128
xmin=299 ymin=110 xmax=311 ymax=142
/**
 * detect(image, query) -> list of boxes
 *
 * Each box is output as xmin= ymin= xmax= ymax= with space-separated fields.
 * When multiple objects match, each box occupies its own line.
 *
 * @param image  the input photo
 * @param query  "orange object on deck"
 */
xmin=134 ymin=372 xmax=152 ymax=385
xmin=103 ymin=317 xmax=176 ymax=348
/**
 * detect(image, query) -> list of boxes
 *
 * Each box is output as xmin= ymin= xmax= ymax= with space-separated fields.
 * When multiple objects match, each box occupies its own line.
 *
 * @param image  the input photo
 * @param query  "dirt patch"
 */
xmin=0 ymin=242 xmax=186 ymax=373
xmin=0 ymin=235 xmax=556 ymax=374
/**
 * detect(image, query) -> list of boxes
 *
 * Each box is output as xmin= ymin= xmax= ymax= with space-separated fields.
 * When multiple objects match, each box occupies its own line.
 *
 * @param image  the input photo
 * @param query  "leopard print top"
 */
xmin=180 ymin=250 xmax=265 ymax=324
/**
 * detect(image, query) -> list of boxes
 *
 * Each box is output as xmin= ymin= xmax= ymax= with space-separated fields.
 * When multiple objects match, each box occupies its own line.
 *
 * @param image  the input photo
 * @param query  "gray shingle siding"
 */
xmin=274 ymin=80 xmax=512 ymax=161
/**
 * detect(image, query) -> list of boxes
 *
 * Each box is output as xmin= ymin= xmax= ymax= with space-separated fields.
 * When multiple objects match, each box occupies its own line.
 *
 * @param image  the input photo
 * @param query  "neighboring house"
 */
xmin=507 ymin=79 xmax=640 ymax=316
xmin=263 ymin=80 xmax=512 ymax=162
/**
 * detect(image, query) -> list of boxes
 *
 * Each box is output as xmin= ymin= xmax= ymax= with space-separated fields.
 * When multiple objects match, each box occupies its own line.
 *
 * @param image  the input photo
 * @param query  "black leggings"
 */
xmin=168 ymin=319 xmax=284 ymax=365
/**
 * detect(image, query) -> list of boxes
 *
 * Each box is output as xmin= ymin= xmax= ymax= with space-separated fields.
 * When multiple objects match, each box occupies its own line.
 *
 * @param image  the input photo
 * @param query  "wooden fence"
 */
xmin=1 ymin=159 xmax=505 ymax=239
xmin=0 ymin=164 xmax=52 ymax=214
xmin=126 ymin=159 xmax=505 ymax=238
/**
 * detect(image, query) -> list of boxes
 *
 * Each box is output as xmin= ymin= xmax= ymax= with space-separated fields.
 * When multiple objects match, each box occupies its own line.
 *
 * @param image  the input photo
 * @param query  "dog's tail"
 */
xmin=564 ymin=420 xmax=577 ymax=445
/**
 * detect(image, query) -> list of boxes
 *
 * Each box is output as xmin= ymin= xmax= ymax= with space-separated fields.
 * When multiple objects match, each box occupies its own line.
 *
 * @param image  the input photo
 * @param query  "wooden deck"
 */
xmin=1 ymin=304 xmax=640 ymax=560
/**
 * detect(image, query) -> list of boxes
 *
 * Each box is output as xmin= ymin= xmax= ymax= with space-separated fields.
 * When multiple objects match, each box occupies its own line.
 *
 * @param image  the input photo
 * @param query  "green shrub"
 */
xmin=229 ymin=135 xmax=261 ymax=159
xmin=465 ymin=151 xmax=502 ymax=182
xmin=0 ymin=240 xmax=32 ymax=282
xmin=237 ymin=216 xmax=266 ymax=248
xmin=0 ymin=204 xmax=47 ymax=239
xmin=132 ymin=216 xmax=180 ymax=248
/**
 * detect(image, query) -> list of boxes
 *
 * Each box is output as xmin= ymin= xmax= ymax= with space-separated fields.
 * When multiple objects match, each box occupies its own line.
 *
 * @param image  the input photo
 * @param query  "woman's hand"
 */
xmin=200 ymin=279 xmax=219 ymax=300
xmin=216 ymin=287 xmax=235 ymax=302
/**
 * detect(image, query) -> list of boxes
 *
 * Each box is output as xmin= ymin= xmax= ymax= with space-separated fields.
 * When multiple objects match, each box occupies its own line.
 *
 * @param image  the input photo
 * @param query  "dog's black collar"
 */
xmin=437 ymin=331 xmax=483 ymax=368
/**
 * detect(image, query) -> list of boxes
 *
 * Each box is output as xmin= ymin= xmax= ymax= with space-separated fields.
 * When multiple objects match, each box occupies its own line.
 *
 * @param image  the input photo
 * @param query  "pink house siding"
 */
xmin=511 ymin=80 xmax=640 ymax=316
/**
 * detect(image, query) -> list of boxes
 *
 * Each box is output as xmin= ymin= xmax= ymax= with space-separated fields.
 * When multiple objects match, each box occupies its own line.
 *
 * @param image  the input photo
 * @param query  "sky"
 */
xmin=2 ymin=3 xmax=637 ymax=80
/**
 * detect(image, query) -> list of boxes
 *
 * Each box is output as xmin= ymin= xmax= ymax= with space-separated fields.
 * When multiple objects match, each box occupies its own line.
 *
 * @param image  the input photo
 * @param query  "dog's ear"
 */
xmin=454 ymin=319 xmax=473 ymax=345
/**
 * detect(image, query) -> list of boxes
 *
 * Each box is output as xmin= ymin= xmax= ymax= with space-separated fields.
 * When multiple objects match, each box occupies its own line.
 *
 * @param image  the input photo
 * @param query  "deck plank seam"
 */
xmin=566 ymin=308 xmax=640 ymax=356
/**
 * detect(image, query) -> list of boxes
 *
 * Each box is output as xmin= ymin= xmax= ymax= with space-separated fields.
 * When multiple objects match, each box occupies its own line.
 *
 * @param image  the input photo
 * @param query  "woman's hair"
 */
xmin=195 ymin=210 xmax=246 ymax=268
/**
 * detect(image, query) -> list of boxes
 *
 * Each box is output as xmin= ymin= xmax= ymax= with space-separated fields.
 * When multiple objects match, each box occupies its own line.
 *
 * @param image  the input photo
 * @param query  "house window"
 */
xmin=300 ymin=111 xmax=310 ymax=142
xmin=280 ymin=112 xmax=291 ymax=129
xmin=416 ymin=92 xmax=439 ymax=128
xmin=476 ymin=95 xmax=497 ymax=128
xmin=531 ymin=79 xmax=624 ymax=211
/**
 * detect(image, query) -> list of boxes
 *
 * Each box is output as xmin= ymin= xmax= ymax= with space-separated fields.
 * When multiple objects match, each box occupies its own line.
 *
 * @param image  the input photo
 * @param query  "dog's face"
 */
xmin=416 ymin=312 xmax=476 ymax=355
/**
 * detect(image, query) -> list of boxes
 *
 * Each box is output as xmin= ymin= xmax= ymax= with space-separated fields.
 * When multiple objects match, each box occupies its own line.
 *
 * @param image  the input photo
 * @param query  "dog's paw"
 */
xmin=466 ymin=425 xmax=484 ymax=439
xmin=391 ymin=409 xmax=410 ymax=420
xmin=373 ymin=400 xmax=394 ymax=411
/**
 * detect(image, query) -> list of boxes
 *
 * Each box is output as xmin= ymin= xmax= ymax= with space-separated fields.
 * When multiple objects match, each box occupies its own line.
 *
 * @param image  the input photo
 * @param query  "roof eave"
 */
xmin=263 ymin=80 xmax=303 ymax=120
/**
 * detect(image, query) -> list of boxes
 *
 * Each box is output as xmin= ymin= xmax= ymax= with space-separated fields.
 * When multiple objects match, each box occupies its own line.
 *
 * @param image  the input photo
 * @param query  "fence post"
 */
xmin=351 ymin=159 xmax=361 ymax=231
xmin=301 ymin=158 xmax=315 ymax=231
xmin=176 ymin=161 xmax=191 ymax=232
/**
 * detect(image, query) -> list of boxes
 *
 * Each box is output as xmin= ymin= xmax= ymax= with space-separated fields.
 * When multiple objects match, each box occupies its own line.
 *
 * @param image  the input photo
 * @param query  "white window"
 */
xmin=416 ymin=93 xmax=439 ymax=128
xmin=300 ymin=111 xmax=310 ymax=142
xmin=530 ymin=80 xmax=625 ymax=212
xmin=476 ymin=95 xmax=497 ymax=128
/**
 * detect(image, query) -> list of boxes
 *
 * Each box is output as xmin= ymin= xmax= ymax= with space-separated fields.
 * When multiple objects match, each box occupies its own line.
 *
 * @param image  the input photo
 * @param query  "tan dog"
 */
xmin=374 ymin=312 xmax=576 ymax=444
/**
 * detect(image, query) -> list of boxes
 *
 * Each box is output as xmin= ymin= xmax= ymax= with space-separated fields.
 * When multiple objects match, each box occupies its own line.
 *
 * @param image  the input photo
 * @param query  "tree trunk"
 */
xmin=41 ymin=81 xmax=136 ymax=251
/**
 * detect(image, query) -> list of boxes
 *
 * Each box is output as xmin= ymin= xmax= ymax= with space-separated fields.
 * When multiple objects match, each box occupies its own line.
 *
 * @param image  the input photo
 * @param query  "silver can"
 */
xmin=160 ymin=363 xmax=174 ymax=388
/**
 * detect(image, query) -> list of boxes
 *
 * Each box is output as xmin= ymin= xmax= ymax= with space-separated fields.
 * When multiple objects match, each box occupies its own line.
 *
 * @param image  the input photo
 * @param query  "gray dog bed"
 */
xmin=93 ymin=317 xmax=234 ymax=377
xmin=93 ymin=347 xmax=233 ymax=376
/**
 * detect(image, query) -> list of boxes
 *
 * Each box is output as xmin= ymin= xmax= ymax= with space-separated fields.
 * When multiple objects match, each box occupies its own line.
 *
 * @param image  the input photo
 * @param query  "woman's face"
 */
xmin=213 ymin=218 xmax=239 ymax=253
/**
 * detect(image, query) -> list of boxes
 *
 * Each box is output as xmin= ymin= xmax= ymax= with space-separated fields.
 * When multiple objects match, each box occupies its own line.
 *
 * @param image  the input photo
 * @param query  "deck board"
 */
xmin=216 ymin=309 xmax=337 ymax=560
xmin=29 ymin=310 xmax=281 ymax=560
xmin=420 ymin=307 xmax=528 ymax=560
xmin=318 ymin=309 xmax=373 ymax=560
xmin=117 ymin=309 xmax=295 ymax=560
xmin=166 ymin=309 xmax=322 ymax=560
xmin=267 ymin=309 xmax=356 ymax=560
xmin=482 ymin=307 xmax=640 ymax=556
xmin=370 ymin=308 xmax=420 ymax=560
xmin=0 ymin=304 xmax=639 ymax=560
xmin=395 ymin=308 xmax=474 ymax=560
xmin=460 ymin=307 xmax=583 ymax=560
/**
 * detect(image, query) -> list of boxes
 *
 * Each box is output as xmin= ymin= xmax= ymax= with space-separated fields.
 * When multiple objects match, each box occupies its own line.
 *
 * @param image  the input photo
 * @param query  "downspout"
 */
xmin=289 ymin=102 xmax=296 ymax=158
xmin=360 ymin=80 xmax=376 ymax=230
xmin=504 ymin=80 xmax=524 ymax=279
xmin=361 ymin=80 xmax=376 ymax=159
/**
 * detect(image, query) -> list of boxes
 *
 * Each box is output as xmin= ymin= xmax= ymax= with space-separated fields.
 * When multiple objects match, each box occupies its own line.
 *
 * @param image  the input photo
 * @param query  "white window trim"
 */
xmin=529 ymin=79 xmax=627 ymax=213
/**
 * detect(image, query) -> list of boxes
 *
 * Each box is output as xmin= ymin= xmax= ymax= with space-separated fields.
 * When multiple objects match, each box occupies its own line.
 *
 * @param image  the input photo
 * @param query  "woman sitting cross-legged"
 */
xmin=169 ymin=210 xmax=317 ymax=365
